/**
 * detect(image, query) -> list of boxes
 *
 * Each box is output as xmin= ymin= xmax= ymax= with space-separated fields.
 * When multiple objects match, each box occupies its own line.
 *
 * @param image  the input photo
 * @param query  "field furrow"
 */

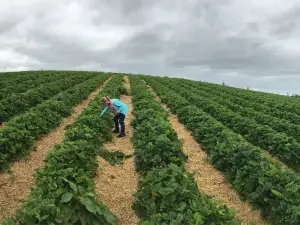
xmin=95 ymin=76 xmax=139 ymax=225
xmin=130 ymin=76 xmax=241 ymax=225
xmin=0 ymin=71 xmax=75 ymax=101
xmin=0 ymin=72 xmax=98 ymax=123
xmin=149 ymin=86 xmax=266 ymax=225
xmin=0 ymin=76 xmax=111 ymax=222
xmin=157 ymin=77 xmax=300 ymax=172
xmin=185 ymin=78 xmax=300 ymax=115
xmin=145 ymin=76 xmax=300 ymax=224
xmin=179 ymin=78 xmax=300 ymax=142
xmin=0 ymin=75 xmax=126 ymax=225
xmin=0 ymin=73 xmax=110 ymax=170
xmin=184 ymin=78 xmax=300 ymax=125
xmin=1 ymin=70 xmax=300 ymax=225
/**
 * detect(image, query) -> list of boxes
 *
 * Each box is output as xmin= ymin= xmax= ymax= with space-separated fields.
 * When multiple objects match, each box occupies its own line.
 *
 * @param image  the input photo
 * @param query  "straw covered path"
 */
xmin=149 ymin=87 xmax=268 ymax=225
xmin=94 ymin=76 xmax=139 ymax=225
xmin=0 ymin=77 xmax=111 ymax=222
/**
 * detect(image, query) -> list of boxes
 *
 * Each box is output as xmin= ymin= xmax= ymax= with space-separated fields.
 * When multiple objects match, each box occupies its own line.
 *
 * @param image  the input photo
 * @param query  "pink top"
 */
xmin=108 ymin=103 xmax=115 ymax=110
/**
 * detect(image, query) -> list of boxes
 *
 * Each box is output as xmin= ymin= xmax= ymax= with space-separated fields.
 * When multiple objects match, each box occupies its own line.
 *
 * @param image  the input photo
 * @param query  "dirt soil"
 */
xmin=94 ymin=76 xmax=139 ymax=225
xmin=0 ymin=78 xmax=111 ymax=222
xmin=149 ymin=88 xmax=267 ymax=225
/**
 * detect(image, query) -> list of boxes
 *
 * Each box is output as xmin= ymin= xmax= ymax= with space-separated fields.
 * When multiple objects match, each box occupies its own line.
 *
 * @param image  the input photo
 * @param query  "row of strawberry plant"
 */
xmin=0 ymin=71 xmax=57 ymax=95
xmin=129 ymin=76 xmax=240 ymax=225
xmin=169 ymin=79 xmax=300 ymax=152
xmin=0 ymin=72 xmax=99 ymax=123
xmin=178 ymin=78 xmax=300 ymax=143
xmin=181 ymin=77 xmax=300 ymax=125
xmin=183 ymin=77 xmax=300 ymax=117
xmin=194 ymin=76 xmax=300 ymax=104
xmin=0 ymin=72 xmax=16 ymax=81
xmin=0 ymin=71 xmax=37 ymax=84
xmin=145 ymin=76 xmax=300 ymax=225
xmin=1 ymin=75 xmax=126 ymax=225
xmin=0 ymin=71 xmax=47 ymax=98
xmin=0 ymin=73 xmax=110 ymax=171
xmin=0 ymin=71 xmax=78 ymax=100
xmin=157 ymin=77 xmax=300 ymax=172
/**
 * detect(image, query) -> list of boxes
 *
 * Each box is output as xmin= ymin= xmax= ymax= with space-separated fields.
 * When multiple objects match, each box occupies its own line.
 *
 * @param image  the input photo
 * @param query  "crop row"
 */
xmin=202 ymin=76 xmax=300 ymax=104
xmin=145 ymin=76 xmax=300 ymax=225
xmin=0 ymin=71 xmax=78 ymax=100
xmin=178 ymin=78 xmax=300 ymax=143
xmin=0 ymin=71 xmax=60 ymax=96
xmin=1 ymin=75 xmax=126 ymax=225
xmin=157 ymin=77 xmax=300 ymax=172
xmin=183 ymin=78 xmax=300 ymax=119
xmin=129 ymin=76 xmax=240 ymax=224
xmin=0 ymin=71 xmax=38 ymax=84
xmin=0 ymin=73 xmax=110 ymax=171
xmin=181 ymin=77 xmax=300 ymax=125
xmin=0 ymin=70 xmax=78 ymax=85
xmin=0 ymin=72 xmax=100 ymax=123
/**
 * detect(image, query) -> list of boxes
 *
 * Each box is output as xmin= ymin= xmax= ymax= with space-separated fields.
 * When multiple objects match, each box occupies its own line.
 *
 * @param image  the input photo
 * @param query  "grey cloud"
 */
xmin=0 ymin=20 xmax=19 ymax=35
xmin=270 ymin=6 xmax=300 ymax=36
xmin=1 ymin=0 xmax=300 ymax=94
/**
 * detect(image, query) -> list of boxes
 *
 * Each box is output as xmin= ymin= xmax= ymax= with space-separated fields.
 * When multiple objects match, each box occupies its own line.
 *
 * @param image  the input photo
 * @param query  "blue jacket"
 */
xmin=100 ymin=99 xmax=128 ymax=116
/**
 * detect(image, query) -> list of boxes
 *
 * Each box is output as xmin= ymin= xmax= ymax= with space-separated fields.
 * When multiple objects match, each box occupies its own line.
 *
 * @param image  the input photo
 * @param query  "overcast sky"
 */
xmin=1 ymin=0 xmax=300 ymax=94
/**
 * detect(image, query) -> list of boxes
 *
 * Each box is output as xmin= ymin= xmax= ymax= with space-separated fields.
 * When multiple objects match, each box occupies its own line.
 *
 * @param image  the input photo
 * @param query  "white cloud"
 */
xmin=1 ymin=0 xmax=300 ymax=93
xmin=0 ymin=48 xmax=40 ymax=69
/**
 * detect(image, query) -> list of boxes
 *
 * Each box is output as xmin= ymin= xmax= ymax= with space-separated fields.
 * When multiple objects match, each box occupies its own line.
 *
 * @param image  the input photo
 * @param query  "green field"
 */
xmin=0 ymin=71 xmax=300 ymax=225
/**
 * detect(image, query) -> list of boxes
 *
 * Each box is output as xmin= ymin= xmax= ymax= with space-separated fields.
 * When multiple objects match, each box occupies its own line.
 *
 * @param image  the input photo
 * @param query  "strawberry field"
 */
xmin=0 ymin=71 xmax=300 ymax=225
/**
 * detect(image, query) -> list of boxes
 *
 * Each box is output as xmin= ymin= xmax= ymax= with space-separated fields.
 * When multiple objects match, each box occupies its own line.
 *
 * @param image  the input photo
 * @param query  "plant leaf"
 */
xmin=271 ymin=189 xmax=283 ymax=198
xmin=80 ymin=197 xmax=98 ymax=214
xmin=61 ymin=192 xmax=73 ymax=203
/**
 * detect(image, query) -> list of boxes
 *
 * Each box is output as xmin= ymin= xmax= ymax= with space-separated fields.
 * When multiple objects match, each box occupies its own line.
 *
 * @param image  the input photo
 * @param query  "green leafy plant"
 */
xmin=145 ymin=76 xmax=300 ymax=224
xmin=2 ymin=74 xmax=125 ymax=224
xmin=98 ymin=147 xmax=132 ymax=166
xmin=0 ymin=73 xmax=109 ymax=171
xmin=0 ymin=71 xmax=72 ymax=100
xmin=0 ymin=72 xmax=98 ymax=123
xmin=133 ymin=164 xmax=239 ymax=225
xmin=129 ymin=76 xmax=240 ymax=224
xmin=159 ymin=78 xmax=300 ymax=171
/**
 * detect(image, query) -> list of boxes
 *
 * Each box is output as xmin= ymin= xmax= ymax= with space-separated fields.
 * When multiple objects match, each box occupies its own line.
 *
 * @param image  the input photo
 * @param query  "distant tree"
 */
xmin=222 ymin=81 xmax=226 ymax=86
xmin=291 ymin=93 xmax=300 ymax=98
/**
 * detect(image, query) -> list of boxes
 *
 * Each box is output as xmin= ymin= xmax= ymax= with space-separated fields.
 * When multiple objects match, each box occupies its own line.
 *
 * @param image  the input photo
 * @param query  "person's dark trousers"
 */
xmin=113 ymin=113 xmax=125 ymax=135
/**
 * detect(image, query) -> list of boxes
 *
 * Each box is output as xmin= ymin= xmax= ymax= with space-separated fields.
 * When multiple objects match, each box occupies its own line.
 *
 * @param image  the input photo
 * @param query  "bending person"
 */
xmin=100 ymin=96 xmax=128 ymax=138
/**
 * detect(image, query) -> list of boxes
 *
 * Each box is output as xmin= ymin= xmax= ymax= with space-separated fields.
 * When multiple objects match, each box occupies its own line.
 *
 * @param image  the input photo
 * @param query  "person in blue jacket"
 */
xmin=99 ymin=96 xmax=128 ymax=138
